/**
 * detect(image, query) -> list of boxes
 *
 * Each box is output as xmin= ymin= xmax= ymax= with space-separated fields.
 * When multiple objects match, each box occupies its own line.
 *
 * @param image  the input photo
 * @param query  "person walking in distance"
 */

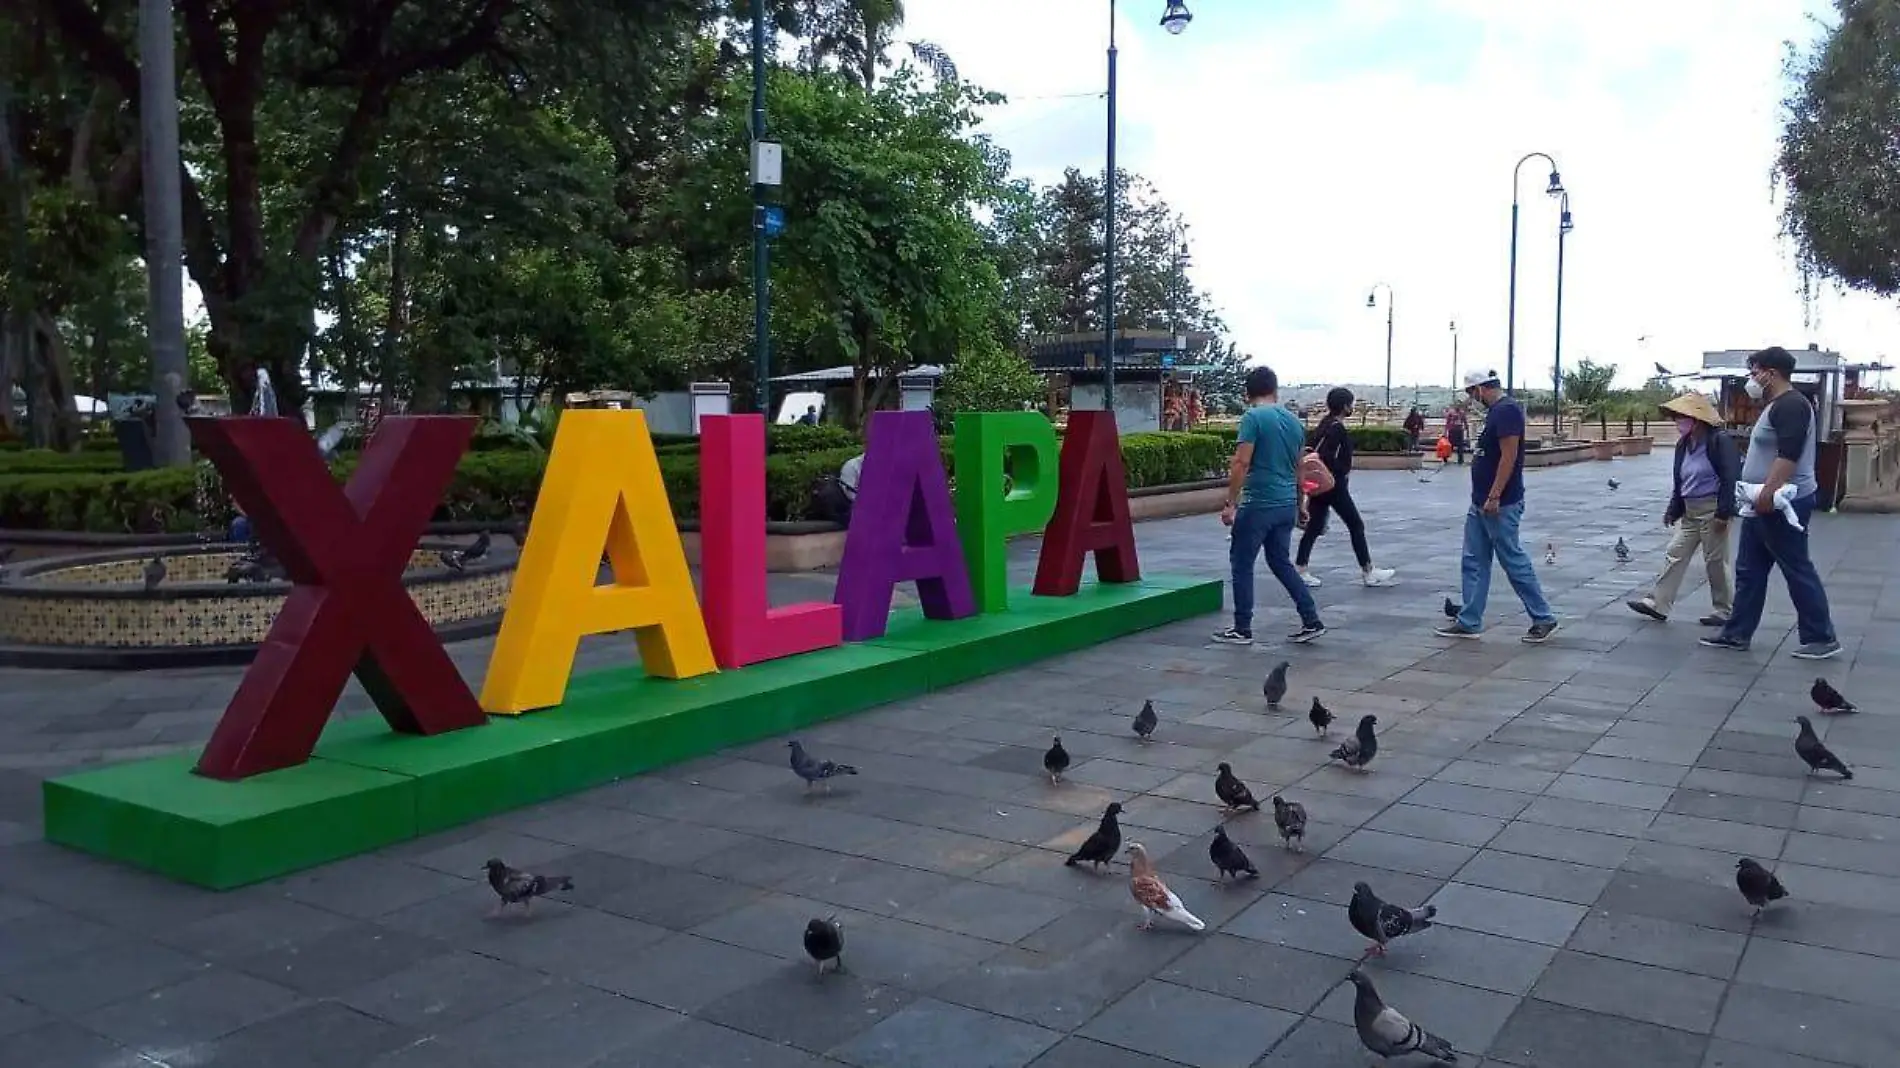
xmin=1444 ymin=404 xmax=1469 ymax=464
xmin=1297 ymin=388 xmax=1399 ymax=589
xmin=1700 ymin=346 xmax=1841 ymax=659
xmin=1436 ymin=369 xmax=1559 ymax=643
xmin=1214 ymin=365 xmax=1328 ymax=646
xmin=1403 ymin=406 xmax=1426 ymax=451
xmin=1628 ymin=392 xmax=1738 ymax=626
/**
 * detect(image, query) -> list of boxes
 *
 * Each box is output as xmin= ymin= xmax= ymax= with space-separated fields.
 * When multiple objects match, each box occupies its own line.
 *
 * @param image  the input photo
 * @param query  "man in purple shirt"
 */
xmin=1628 ymin=392 xmax=1739 ymax=625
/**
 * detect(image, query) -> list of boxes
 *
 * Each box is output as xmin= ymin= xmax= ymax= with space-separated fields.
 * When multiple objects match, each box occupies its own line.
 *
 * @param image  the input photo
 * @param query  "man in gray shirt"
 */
xmin=1699 ymin=346 xmax=1839 ymax=659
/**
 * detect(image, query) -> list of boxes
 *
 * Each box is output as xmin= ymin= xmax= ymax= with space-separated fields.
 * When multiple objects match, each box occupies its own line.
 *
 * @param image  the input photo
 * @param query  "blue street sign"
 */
xmin=761 ymin=204 xmax=786 ymax=238
xmin=1161 ymin=353 xmax=1175 ymax=368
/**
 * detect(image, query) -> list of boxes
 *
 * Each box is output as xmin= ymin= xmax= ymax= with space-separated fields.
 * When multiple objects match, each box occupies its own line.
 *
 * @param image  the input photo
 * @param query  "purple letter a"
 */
xmin=833 ymin=410 xmax=977 ymax=641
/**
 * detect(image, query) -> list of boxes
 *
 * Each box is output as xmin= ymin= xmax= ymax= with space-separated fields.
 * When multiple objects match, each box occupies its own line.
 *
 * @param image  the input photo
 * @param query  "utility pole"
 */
xmin=141 ymin=0 xmax=190 ymax=463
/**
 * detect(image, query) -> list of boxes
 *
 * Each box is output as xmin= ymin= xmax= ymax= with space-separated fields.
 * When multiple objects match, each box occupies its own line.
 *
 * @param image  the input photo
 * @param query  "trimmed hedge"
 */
xmin=0 ymin=428 xmax=1233 ymax=534
xmin=1195 ymin=422 xmax=1409 ymax=454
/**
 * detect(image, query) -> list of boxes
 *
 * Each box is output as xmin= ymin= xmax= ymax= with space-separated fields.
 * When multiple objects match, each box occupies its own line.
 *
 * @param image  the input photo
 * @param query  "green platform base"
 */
xmin=43 ymin=576 xmax=1221 ymax=889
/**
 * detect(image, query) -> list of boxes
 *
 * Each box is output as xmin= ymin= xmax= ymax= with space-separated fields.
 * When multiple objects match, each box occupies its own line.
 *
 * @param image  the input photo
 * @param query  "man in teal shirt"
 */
xmin=1214 ymin=366 xmax=1327 ymax=645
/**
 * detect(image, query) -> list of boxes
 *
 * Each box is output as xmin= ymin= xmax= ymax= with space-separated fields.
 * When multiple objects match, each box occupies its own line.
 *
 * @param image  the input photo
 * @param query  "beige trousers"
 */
xmin=1643 ymin=498 xmax=1734 ymax=618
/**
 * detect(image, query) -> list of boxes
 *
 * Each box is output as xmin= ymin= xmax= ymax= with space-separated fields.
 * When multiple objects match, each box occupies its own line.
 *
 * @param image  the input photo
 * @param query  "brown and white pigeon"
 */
xmin=484 ymin=858 xmax=573 ymax=915
xmin=1271 ymin=795 xmax=1307 ymax=852
xmin=1214 ymin=763 xmax=1261 ymax=814
xmin=1348 ymin=971 xmax=1459 ymax=1064
xmin=1794 ymin=716 xmax=1852 ymax=779
xmin=1349 ymin=880 xmax=1435 ymax=957
xmin=1735 ymin=858 xmax=1788 ymax=918
xmin=1126 ymin=843 xmax=1204 ymax=931
xmin=1811 ymin=678 xmax=1856 ymax=715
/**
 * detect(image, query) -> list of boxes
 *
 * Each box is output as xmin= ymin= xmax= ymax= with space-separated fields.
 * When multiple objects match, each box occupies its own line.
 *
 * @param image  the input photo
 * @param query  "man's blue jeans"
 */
xmin=1231 ymin=503 xmax=1320 ymax=634
xmin=1721 ymin=493 xmax=1835 ymax=646
xmin=1458 ymin=502 xmax=1555 ymax=631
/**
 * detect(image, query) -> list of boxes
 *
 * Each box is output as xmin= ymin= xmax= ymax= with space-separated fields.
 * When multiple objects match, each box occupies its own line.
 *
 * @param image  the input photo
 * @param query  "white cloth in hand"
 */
xmin=1735 ymin=481 xmax=1803 ymax=531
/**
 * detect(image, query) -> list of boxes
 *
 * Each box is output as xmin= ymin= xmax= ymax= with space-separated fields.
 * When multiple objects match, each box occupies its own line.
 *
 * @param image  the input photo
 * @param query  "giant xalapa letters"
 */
xmin=189 ymin=416 xmax=488 ymax=780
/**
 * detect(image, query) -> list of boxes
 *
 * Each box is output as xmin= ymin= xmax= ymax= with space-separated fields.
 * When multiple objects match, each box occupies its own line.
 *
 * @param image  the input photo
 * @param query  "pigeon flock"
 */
xmin=460 ymin=638 xmax=1868 ymax=1066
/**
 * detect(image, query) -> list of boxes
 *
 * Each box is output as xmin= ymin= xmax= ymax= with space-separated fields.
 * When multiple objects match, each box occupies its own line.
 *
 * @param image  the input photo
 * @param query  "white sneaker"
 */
xmin=1299 ymin=570 xmax=1323 ymax=588
xmin=1363 ymin=568 xmax=1398 ymax=587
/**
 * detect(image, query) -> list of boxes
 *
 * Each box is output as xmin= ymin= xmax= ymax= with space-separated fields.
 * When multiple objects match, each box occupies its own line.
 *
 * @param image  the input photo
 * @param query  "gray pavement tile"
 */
xmin=1310 ymin=964 xmax=1520 ymax=1056
xmin=1435 ymin=759 xmax=1562 ymax=794
xmin=1377 ymin=925 xmax=1560 ymax=997
xmin=1664 ymin=788 xmax=1800 ymax=828
xmin=1402 ymin=779 xmax=1536 ymax=819
xmin=1564 ymin=911 xmax=1746 ymax=979
xmin=1715 ymin=982 xmax=1900 ymax=1068
xmin=429 ymin=983 xmax=679 ymax=1068
xmin=1735 ymin=937 xmax=1900 ymax=1012
xmin=1025 ymin=1036 xmax=1189 ymax=1068
xmin=1593 ymin=871 xmax=1755 ymax=934
xmin=339 ymin=950 xmax=555 ymax=1030
xmin=276 ymin=855 xmax=470 ymax=919
xmin=903 ymin=882 xmax=1078 ymax=944
xmin=1367 ymin=802 xmax=1509 ymax=847
xmin=0 ymin=939 xmax=208 ymax=1015
xmin=1529 ymin=950 xmax=1728 ymax=1033
xmin=0 ymin=909 xmax=126 ymax=975
xmin=154 ymin=899 xmax=355 ymax=961
xmin=595 ymin=1018 xmax=828 ymax=1068
xmin=228 ymin=921 xmax=450 ymax=998
xmin=1252 ymin=1015 xmax=1382 ymax=1066
xmin=0 ymin=1020 xmax=143 ymax=1066
xmin=1324 ymin=828 xmax=1477 ymax=880
xmin=0 ymin=993 xmax=46 ymax=1040
xmin=1782 ymin=830 xmax=1900 ymax=879
xmin=1564 ymin=753 xmax=1695 ymax=787
xmin=1793 ymin=803 xmax=1900 ymax=841
xmin=1644 ymin=812 xmax=1787 ymax=856
xmin=697 ymin=967 xmax=916 ymax=1053
xmin=1426 ymin=882 xmax=1588 ymax=946
xmin=578 ymin=931 xmax=787 ymax=1012
xmin=1077 ymin=979 xmax=1298 ymax=1068
xmin=1545 ymin=772 xmax=1677 ymax=810
xmin=1453 ymin=849 xmax=1617 ymax=905
xmin=1489 ymin=999 xmax=1709 ymax=1068
xmin=174 ymin=1000 xmax=417 ymax=1068
xmin=1273 ymin=857 xmax=1446 ymax=911
xmin=1517 ymin=795 xmax=1659 ymax=837
xmin=79 ymin=967 xmax=306 ymax=1054
xmin=1154 ymin=933 xmax=1350 ymax=1014
xmin=1699 ymin=1038 xmax=1847 ymax=1068
xmin=591 ymin=819 xmax=754 ymax=866
xmin=595 ymin=864 xmax=766 ymax=929
xmin=853 ymin=825 xmax=1029 ymax=876
xmin=828 ymin=998 xmax=1060 ymax=1068
xmin=1488 ymin=821 xmax=1638 ymax=868
xmin=1621 ymin=839 xmax=1750 ymax=886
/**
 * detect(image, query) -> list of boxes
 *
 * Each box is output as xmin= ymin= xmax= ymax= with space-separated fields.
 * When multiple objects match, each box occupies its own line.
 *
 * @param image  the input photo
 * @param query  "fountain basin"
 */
xmin=0 ymin=542 xmax=513 ymax=669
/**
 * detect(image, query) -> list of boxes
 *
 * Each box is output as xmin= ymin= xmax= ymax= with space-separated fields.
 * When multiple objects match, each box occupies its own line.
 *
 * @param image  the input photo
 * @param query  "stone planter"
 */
xmin=1619 ymin=436 xmax=1653 ymax=456
xmin=1592 ymin=440 xmax=1621 ymax=461
xmin=1841 ymin=399 xmax=1887 ymax=431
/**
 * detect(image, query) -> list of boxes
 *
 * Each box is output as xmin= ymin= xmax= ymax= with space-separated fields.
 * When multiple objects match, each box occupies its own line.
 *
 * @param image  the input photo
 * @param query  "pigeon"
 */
xmin=1126 ymin=843 xmax=1205 ymax=931
xmin=1735 ymin=858 xmax=1788 ymax=918
xmin=1133 ymin=699 xmax=1158 ymax=743
xmin=1614 ymin=537 xmax=1630 ymax=563
xmin=224 ymin=558 xmax=269 ymax=584
xmin=1209 ymin=826 xmax=1258 ymax=880
xmin=1794 ymin=716 xmax=1852 ymax=779
xmin=463 ymin=530 xmax=492 ymax=563
xmin=1272 ymin=794 xmax=1307 ymax=851
xmin=1348 ymin=970 xmax=1460 ymax=1064
xmin=1811 ymin=678 xmax=1857 ymax=715
xmin=1348 ymin=880 xmax=1437 ymax=956
xmin=142 ymin=555 xmax=167 ymax=592
xmin=1655 ymin=361 xmax=1672 ymax=377
xmin=1330 ymin=714 xmax=1378 ymax=771
xmin=1608 ymin=478 xmax=1621 ymax=490
xmin=788 ymin=739 xmax=859 ymax=791
xmin=804 ymin=915 xmax=844 ymax=975
xmin=1544 ymin=542 xmax=1558 ymax=565
xmin=1044 ymin=736 xmax=1070 ymax=784
xmin=1214 ymin=763 xmax=1261 ymax=814
xmin=1442 ymin=597 xmax=1460 ymax=619
xmin=439 ymin=550 xmax=467 ymax=572
xmin=1066 ymin=802 xmax=1124 ymax=870
xmin=484 ymin=858 xmax=573 ymax=915
xmin=509 ymin=518 xmax=529 ymax=547
xmin=1263 ymin=662 xmax=1289 ymax=709
xmin=1309 ymin=696 xmax=1334 ymax=737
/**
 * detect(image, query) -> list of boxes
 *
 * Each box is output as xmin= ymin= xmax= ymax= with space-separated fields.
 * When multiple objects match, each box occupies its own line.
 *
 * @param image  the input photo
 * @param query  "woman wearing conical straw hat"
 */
xmin=1627 ymin=392 xmax=1739 ymax=626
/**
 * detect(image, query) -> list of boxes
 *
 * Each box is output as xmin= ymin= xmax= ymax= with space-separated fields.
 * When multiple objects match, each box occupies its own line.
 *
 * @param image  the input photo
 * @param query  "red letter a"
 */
xmin=1032 ymin=410 xmax=1141 ymax=596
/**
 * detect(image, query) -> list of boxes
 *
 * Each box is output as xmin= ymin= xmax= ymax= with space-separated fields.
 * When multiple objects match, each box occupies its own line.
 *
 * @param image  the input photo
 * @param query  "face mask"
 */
xmin=1675 ymin=417 xmax=1697 ymax=437
xmin=1744 ymin=377 xmax=1765 ymax=401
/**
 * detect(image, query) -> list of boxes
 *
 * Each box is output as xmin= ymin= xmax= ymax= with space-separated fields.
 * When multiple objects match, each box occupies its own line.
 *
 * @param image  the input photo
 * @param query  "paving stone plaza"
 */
xmin=2 ymin=448 xmax=1898 ymax=1067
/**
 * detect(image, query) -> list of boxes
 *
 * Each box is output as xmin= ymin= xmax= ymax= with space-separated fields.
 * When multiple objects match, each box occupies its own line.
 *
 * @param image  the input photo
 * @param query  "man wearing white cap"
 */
xmin=1435 ymin=369 xmax=1559 ymax=643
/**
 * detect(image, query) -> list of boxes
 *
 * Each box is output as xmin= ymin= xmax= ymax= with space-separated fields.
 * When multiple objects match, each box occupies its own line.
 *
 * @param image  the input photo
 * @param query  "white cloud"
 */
xmin=903 ymin=0 xmax=1897 ymax=390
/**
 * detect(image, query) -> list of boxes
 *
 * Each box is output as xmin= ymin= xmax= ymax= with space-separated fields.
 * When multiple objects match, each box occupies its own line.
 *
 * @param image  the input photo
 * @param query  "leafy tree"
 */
xmin=1195 ymin=339 xmax=1251 ymax=415
xmin=1559 ymin=358 xmax=1618 ymax=415
xmin=1777 ymin=0 xmax=1900 ymax=295
xmin=937 ymin=340 xmax=1044 ymax=417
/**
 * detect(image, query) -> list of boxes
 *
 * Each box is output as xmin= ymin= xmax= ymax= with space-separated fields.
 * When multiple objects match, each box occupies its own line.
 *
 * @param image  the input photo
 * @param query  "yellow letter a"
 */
xmin=480 ymin=409 xmax=716 ymax=715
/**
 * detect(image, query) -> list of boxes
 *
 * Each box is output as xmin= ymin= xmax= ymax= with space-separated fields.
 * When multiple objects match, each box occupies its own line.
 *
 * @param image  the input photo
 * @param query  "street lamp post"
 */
xmin=1102 ymin=0 xmax=1192 ymax=415
xmin=749 ymin=0 xmax=780 ymax=418
xmin=1506 ymin=152 xmax=1564 ymax=393
xmin=1366 ymin=283 xmax=1394 ymax=407
xmin=1449 ymin=319 xmax=1459 ymax=391
xmin=1551 ymin=193 xmax=1573 ymax=436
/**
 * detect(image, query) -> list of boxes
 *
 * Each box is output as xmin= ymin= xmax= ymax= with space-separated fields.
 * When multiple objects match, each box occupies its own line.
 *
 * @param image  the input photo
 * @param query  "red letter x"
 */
xmin=189 ymin=416 xmax=488 ymax=780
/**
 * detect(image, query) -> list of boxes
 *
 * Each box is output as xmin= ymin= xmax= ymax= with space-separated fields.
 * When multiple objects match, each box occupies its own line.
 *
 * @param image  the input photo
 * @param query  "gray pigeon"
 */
xmin=1133 ymin=700 xmax=1158 ymax=743
xmin=1066 ymin=802 xmax=1124 ymax=870
xmin=1348 ymin=971 xmax=1459 ymax=1064
xmin=142 ymin=555 xmax=168 ymax=592
xmin=1309 ymin=696 xmax=1334 ymax=737
xmin=1811 ymin=678 xmax=1856 ymax=715
xmin=1330 ymin=715 xmax=1378 ymax=771
xmin=1442 ymin=597 xmax=1459 ymax=619
xmin=1264 ymin=661 xmax=1289 ymax=709
xmin=1044 ymin=736 xmax=1070 ymax=784
xmin=1209 ymin=826 xmax=1257 ymax=880
xmin=439 ymin=550 xmax=467 ymax=572
xmin=1608 ymin=478 xmax=1620 ymax=490
xmin=804 ymin=915 xmax=844 ymax=975
xmin=1794 ymin=716 xmax=1851 ymax=779
xmin=484 ymin=858 xmax=572 ymax=916
xmin=1735 ymin=857 xmax=1787 ymax=917
xmin=1614 ymin=537 xmax=1630 ymax=563
xmin=1214 ymin=763 xmax=1260 ymax=813
xmin=1349 ymin=880 xmax=1435 ymax=956
xmin=463 ymin=530 xmax=492 ymax=563
xmin=1271 ymin=794 xmax=1306 ymax=851
xmin=788 ymin=739 xmax=859 ymax=791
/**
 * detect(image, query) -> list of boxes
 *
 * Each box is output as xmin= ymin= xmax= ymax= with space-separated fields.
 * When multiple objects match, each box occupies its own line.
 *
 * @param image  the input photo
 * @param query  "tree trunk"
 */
xmin=26 ymin=311 xmax=82 ymax=451
xmin=378 ymin=212 xmax=410 ymax=412
xmin=0 ymin=310 xmax=20 ymax=440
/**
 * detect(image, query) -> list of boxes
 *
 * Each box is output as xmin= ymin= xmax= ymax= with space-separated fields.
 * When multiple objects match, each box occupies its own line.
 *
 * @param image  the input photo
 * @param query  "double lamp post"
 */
xmin=1504 ymin=152 xmax=1573 ymax=435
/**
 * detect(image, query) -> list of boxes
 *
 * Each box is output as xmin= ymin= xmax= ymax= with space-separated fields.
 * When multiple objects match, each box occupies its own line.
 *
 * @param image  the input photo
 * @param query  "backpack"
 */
xmin=1299 ymin=448 xmax=1335 ymax=496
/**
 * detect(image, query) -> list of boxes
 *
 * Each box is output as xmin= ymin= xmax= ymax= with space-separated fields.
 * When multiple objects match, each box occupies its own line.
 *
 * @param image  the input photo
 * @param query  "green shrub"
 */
xmin=0 ymin=448 xmax=128 ymax=474
xmin=0 ymin=468 xmax=200 ymax=533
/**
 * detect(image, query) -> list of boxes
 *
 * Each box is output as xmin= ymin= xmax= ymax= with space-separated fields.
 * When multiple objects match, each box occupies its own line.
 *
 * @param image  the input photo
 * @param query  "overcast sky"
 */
xmin=904 ymin=0 xmax=1895 ymax=389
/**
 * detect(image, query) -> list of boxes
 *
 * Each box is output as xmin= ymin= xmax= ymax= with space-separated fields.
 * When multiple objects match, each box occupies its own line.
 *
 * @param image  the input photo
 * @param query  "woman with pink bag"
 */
xmin=1296 ymin=387 xmax=1400 ymax=589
